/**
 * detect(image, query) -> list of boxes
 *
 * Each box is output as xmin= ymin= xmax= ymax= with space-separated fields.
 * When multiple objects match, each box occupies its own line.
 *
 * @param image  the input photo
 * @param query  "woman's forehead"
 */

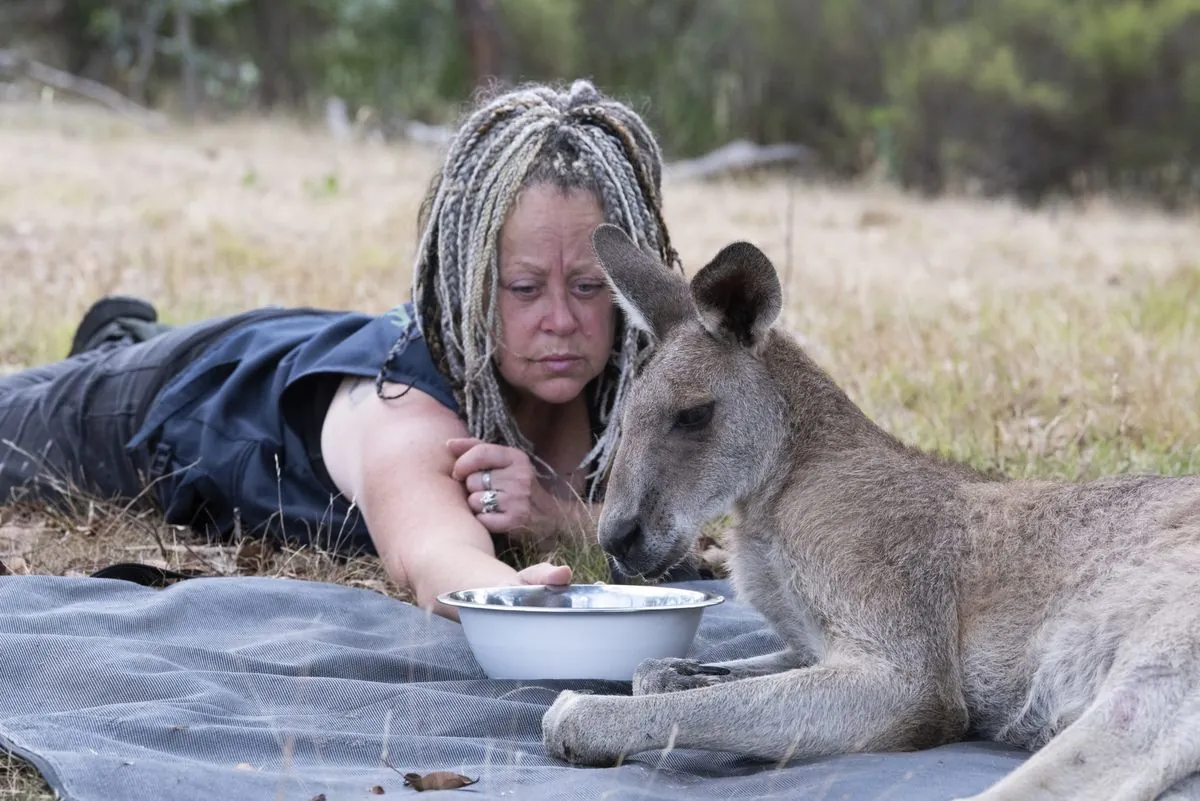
xmin=499 ymin=187 xmax=605 ymax=261
xmin=506 ymin=183 xmax=603 ymax=221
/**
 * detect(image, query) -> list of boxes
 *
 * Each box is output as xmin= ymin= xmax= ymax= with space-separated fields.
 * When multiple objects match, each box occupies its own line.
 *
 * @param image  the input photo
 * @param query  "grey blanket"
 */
xmin=0 ymin=574 xmax=1028 ymax=800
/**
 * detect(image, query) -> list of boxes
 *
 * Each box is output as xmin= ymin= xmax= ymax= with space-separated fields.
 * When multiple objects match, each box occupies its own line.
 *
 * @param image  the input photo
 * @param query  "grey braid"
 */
xmin=389 ymin=79 xmax=679 ymax=500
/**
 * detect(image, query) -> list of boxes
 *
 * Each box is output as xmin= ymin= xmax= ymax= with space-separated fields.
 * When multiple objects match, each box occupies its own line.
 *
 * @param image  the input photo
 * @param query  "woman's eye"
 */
xmin=673 ymin=401 xmax=715 ymax=432
xmin=574 ymin=282 xmax=606 ymax=297
xmin=508 ymin=284 xmax=538 ymax=298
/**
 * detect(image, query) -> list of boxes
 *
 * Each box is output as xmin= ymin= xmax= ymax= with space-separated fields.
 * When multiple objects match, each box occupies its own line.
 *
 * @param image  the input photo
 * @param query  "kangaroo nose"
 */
xmin=604 ymin=518 xmax=644 ymax=562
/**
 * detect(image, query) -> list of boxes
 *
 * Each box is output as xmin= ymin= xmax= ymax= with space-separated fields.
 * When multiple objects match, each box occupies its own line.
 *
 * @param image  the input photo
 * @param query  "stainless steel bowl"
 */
xmin=438 ymin=584 xmax=725 ymax=681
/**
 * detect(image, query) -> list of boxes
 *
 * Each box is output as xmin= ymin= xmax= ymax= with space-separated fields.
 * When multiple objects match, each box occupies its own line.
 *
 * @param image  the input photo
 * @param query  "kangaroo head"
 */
xmin=592 ymin=224 xmax=789 ymax=578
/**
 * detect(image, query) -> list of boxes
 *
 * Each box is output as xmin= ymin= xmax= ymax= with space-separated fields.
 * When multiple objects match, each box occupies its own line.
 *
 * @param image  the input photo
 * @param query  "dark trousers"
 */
xmin=0 ymin=315 xmax=249 ymax=510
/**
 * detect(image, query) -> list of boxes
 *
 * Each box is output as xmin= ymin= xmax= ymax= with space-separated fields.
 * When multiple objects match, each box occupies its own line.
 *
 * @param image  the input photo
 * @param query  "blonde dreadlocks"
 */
xmin=385 ymin=79 xmax=678 ymax=500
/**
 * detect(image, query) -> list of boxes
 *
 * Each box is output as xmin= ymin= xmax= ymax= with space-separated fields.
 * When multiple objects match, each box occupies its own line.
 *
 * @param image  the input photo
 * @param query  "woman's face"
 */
xmin=494 ymin=184 xmax=615 ymax=406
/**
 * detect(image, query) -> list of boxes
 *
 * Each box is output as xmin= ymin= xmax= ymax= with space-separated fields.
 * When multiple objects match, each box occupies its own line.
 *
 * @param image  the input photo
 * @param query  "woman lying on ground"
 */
xmin=0 ymin=79 xmax=693 ymax=618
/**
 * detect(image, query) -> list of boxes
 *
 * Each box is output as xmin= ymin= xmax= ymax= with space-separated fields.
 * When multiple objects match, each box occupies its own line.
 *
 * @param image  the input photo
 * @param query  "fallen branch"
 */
xmin=0 ymin=49 xmax=165 ymax=127
xmin=666 ymin=138 xmax=818 ymax=181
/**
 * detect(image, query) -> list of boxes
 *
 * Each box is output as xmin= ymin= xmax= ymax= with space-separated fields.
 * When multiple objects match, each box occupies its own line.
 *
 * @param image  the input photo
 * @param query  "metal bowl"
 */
xmin=438 ymin=584 xmax=725 ymax=681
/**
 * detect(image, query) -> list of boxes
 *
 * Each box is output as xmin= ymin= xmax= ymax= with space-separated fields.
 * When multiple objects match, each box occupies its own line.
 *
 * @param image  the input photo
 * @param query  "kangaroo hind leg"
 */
xmin=955 ymin=608 xmax=1200 ymax=801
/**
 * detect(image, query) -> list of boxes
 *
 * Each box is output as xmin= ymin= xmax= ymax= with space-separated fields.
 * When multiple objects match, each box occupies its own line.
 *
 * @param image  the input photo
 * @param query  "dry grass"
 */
xmin=3 ymin=98 xmax=1200 ymax=798
xmin=0 ymin=752 xmax=51 ymax=801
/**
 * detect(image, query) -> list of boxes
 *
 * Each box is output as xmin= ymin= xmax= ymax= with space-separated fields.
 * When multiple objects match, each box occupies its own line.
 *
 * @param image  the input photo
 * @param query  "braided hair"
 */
xmin=381 ymin=79 xmax=679 ymax=499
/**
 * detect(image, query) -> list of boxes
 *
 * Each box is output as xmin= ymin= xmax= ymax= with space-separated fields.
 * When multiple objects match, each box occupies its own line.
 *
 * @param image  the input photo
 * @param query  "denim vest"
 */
xmin=127 ymin=303 xmax=454 ymax=554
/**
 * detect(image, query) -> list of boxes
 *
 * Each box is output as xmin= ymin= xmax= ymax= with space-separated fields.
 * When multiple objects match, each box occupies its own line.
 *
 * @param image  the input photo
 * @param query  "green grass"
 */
xmin=843 ymin=264 xmax=1200 ymax=481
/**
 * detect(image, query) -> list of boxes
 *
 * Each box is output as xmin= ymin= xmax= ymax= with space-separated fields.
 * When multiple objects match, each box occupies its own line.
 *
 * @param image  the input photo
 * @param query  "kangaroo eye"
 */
xmin=673 ymin=401 xmax=715 ymax=432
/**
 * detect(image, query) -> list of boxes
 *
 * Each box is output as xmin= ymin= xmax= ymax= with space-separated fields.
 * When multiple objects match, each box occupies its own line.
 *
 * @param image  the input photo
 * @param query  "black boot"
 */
xmin=68 ymin=296 xmax=170 ymax=357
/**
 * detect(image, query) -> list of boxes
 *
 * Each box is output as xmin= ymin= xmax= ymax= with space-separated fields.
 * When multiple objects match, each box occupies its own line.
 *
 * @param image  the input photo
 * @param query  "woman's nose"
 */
xmin=542 ymin=290 xmax=579 ymax=334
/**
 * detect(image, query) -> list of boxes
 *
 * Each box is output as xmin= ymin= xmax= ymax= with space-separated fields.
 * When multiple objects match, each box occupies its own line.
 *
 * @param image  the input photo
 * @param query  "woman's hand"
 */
xmin=447 ymin=437 xmax=556 ymax=537
xmin=516 ymin=561 xmax=572 ymax=586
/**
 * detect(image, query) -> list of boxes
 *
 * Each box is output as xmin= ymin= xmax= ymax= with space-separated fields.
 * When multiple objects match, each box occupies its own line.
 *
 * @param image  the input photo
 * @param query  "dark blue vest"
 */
xmin=127 ymin=303 xmax=453 ymax=554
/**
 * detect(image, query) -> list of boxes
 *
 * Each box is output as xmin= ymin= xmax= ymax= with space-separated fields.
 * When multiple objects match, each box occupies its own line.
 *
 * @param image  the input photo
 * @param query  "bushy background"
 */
xmin=6 ymin=0 xmax=1200 ymax=207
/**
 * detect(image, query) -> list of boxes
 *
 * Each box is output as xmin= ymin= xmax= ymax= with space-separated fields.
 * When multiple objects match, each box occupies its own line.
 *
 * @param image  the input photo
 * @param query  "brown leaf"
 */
xmin=309 ymin=795 xmax=326 ymax=801
xmin=235 ymin=538 xmax=272 ymax=573
xmin=402 ymin=771 xmax=480 ymax=791
xmin=370 ymin=786 xmax=385 ymax=795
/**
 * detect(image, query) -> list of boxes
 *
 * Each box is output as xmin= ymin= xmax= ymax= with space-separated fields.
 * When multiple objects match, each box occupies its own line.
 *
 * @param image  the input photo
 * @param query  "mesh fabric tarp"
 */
xmin=0 ymin=575 xmax=1029 ymax=800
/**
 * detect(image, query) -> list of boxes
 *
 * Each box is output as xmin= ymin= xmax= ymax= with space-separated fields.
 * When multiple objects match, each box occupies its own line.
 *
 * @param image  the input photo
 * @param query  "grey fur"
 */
xmin=542 ymin=223 xmax=1200 ymax=801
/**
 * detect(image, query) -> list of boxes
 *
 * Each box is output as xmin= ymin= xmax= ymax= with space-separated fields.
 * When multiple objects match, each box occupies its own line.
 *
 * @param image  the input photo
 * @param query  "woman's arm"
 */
xmin=320 ymin=376 xmax=570 ymax=619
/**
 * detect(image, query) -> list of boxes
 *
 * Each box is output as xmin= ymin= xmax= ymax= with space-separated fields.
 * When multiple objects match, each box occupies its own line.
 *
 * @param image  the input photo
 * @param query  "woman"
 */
xmin=0 ymin=80 xmax=685 ymax=618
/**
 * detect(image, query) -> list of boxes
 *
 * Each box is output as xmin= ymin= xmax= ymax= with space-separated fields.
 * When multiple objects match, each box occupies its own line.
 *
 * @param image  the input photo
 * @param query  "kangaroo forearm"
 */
xmin=710 ymin=647 xmax=814 ymax=676
xmin=545 ymin=664 xmax=953 ymax=764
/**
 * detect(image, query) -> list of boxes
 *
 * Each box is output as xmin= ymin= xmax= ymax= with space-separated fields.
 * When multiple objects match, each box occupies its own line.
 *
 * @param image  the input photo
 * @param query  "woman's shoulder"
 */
xmin=281 ymin=302 xmax=459 ymax=414
xmin=374 ymin=304 xmax=458 ymax=413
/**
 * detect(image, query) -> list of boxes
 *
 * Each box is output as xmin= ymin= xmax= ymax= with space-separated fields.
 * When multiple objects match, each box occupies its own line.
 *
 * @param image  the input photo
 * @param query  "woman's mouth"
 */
xmin=538 ymin=355 xmax=582 ymax=373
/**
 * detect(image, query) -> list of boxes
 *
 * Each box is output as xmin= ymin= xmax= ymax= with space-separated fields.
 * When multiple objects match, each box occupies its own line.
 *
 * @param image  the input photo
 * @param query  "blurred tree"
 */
xmin=127 ymin=0 xmax=168 ymax=103
xmin=248 ymin=0 xmax=308 ymax=109
xmin=4 ymin=0 xmax=1200 ymax=207
xmin=455 ymin=0 xmax=512 ymax=90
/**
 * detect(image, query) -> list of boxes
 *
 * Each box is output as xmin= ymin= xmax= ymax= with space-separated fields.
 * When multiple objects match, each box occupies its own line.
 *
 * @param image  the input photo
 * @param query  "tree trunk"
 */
xmin=130 ymin=0 xmax=169 ymax=105
xmin=453 ymin=0 xmax=511 ymax=90
xmin=175 ymin=0 xmax=197 ymax=120
xmin=55 ymin=0 xmax=98 ymax=77
xmin=251 ymin=0 xmax=306 ymax=110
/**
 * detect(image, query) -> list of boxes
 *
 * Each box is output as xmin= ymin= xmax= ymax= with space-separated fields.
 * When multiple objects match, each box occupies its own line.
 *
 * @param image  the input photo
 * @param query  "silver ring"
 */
xmin=481 ymin=489 xmax=501 ymax=515
xmin=481 ymin=470 xmax=493 ymax=492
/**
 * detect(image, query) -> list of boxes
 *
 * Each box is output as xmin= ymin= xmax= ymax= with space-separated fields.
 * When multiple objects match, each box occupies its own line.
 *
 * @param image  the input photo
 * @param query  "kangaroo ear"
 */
xmin=591 ymin=223 xmax=691 ymax=341
xmin=690 ymin=241 xmax=782 ymax=352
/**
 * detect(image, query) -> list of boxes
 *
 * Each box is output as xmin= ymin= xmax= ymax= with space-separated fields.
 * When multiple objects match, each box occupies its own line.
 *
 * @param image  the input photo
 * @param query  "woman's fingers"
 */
xmin=466 ymin=490 xmax=528 ymax=533
xmin=451 ymin=442 xmax=540 ymax=533
xmin=445 ymin=437 xmax=482 ymax=456
xmin=448 ymin=440 xmax=517 ymax=482
xmin=465 ymin=471 xmax=491 ymax=494
xmin=516 ymin=562 xmax=572 ymax=587
xmin=467 ymin=490 xmax=508 ymax=515
xmin=464 ymin=466 xmax=528 ymax=494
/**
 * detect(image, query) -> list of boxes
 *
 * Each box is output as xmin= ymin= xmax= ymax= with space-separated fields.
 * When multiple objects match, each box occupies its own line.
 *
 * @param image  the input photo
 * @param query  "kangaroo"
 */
xmin=540 ymin=224 xmax=1200 ymax=801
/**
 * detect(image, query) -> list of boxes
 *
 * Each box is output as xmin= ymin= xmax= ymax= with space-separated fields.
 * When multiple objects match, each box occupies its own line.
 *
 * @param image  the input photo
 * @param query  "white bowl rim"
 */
xmin=437 ymin=583 xmax=725 ymax=614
